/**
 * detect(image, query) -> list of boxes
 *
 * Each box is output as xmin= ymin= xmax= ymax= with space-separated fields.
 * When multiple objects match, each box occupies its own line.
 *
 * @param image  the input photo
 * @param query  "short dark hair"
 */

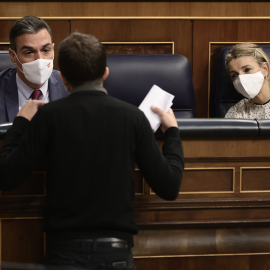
xmin=9 ymin=16 xmax=53 ymax=52
xmin=58 ymin=32 xmax=106 ymax=87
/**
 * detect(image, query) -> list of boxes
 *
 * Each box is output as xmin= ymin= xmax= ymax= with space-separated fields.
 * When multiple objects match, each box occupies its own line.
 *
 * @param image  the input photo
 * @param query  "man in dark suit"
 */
xmin=0 ymin=32 xmax=184 ymax=269
xmin=0 ymin=16 xmax=68 ymax=123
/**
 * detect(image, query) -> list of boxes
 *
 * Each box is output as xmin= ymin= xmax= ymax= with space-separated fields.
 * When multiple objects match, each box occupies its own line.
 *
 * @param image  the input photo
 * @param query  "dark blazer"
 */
xmin=0 ymin=68 xmax=69 ymax=123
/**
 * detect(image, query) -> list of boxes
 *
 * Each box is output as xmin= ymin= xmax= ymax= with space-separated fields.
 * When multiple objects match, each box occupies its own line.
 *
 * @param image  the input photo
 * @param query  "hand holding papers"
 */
xmin=139 ymin=85 xmax=175 ymax=132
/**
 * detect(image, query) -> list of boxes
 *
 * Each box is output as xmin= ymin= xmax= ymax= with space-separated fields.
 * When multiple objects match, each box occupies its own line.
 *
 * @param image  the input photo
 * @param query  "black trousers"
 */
xmin=44 ymin=239 xmax=136 ymax=270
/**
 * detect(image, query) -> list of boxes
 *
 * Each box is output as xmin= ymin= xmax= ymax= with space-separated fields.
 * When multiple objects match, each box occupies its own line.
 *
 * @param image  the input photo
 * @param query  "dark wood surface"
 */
xmin=133 ymin=227 xmax=270 ymax=256
xmin=180 ymin=169 xmax=234 ymax=192
xmin=1 ymin=137 xmax=270 ymax=269
xmin=71 ymin=20 xmax=192 ymax=64
xmin=2 ymin=2 xmax=270 ymax=17
xmin=104 ymin=44 xmax=173 ymax=54
xmin=2 ymin=219 xmax=44 ymax=264
xmin=134 ymin=255 xmax=270 ymax=270
xmin=242 ymin=168 xmax=270 ymax=191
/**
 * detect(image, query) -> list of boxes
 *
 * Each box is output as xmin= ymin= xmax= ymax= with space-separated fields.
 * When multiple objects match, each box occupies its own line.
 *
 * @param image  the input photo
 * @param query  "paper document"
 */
xmin=139 ymin=85 xmax=174 ymax=132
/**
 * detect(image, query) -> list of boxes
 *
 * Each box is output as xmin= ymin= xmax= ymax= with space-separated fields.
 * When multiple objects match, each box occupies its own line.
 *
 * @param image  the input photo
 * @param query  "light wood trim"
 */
xmin=134 ymin=252 xmax=270 ymax=259
xmin=150 ymin=167 xmax=235 ymax=195
xmin=240 ymin=167 xmax=270 ymax=193
xmin=102 ymin=42 xmax=174 ymax=54
xmin=208 ymin=42 xmax=270 ymax=117
xmin=2 ymin=17 xmax=270 ymax=20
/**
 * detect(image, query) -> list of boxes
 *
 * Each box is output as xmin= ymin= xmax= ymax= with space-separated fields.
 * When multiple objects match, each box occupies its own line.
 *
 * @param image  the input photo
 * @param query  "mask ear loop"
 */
xmin=255 ymin=48 xmax=269 ymax=79
xmin=260 ymin=62 xmax=269 ymax=79
xmin=13 ymin=52 xmax=24 ymax=74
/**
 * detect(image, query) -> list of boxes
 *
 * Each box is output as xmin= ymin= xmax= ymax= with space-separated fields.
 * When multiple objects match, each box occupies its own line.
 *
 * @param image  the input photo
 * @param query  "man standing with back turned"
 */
xmin=0 ymin=32 xmax=184 ymax=270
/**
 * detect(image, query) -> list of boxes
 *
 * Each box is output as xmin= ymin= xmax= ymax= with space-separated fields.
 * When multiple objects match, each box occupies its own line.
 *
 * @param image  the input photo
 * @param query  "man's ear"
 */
xmin=103 ymin=67 xmax=109 ymax=81
xmin=9 ymin=48 xmax=17 ymax=66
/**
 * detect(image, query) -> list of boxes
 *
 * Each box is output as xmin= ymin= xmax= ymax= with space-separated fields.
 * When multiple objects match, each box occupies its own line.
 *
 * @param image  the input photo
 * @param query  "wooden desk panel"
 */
xmin=70 ymin=19 xmax=192 ymax=63
xmin=1 ymin=219 xmax=44 ymax=264
xmin=1 ymin=137 xmax=270 ymax=269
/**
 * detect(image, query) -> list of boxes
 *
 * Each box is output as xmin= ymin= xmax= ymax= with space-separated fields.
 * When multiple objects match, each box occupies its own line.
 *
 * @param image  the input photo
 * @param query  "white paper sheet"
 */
xmin=139 ymin=85 xmax=175 ymax=132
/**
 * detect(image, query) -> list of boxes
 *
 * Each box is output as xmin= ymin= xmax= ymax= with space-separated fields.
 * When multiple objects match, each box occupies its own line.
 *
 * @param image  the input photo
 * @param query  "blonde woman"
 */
xmin=225 ymin=43 xmax=270 ymax=119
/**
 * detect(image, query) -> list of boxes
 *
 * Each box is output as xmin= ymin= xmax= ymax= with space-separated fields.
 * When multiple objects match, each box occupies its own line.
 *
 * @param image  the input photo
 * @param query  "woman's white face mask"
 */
xmin=233 ymin=70 xmax=265 ymax=99
xmin=15 ymin=53 xmax=54 ymax=85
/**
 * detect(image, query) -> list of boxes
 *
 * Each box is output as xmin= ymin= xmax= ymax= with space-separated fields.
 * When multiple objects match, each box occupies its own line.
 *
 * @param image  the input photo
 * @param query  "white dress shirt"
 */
xmin=16 ymin=73 xmax=49 ymax=110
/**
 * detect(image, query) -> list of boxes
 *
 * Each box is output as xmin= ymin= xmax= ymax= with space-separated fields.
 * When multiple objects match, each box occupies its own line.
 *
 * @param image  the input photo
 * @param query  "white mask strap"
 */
xmin=261 ymin=63 xmax=268 ymax=78
xmin=14 ymin=52 xmax=24 ymax=74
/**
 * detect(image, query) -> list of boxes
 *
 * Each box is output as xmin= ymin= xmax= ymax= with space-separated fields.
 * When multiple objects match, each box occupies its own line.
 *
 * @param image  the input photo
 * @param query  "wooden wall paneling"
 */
xmin=216 ymin=228 xmax=270 ymax=254
xmin=249 ymin=255 xmax=270 ymax=270
xmin=237 ymin=20 xmax=270 ymax=41
xmin=193 ymin=20 xmax=238 ymax=117
xmin=134 ymin=207 xmax=270 ymax=226
xmin=133 ymin=228 xmax=270 ymax=257
xmin=0 ymin=21 xmax=15 ymax=42
xmin=134 ymin=256 xmax=251 ymax=270
xmin=0 ymin=44 xmax=10 ymax=50
xmin=241 ymin=168 xmax=270 ymax=192
xmin=134 ymin=255 xmax=270 ymax=270
xmin=182 ymin=138 xmax=270 ymax=158
xmin=1 ymin=219 xmax=44 ymax=264
xmin=180 ymin=168 xmax=234 ymax=193
xmin=104 ymin=43 xmax=173 ymax=54
xmin=2 ymin=3 xmax=270 ymax=17
xmin=71 ymin=20 xmax=192 ymax=63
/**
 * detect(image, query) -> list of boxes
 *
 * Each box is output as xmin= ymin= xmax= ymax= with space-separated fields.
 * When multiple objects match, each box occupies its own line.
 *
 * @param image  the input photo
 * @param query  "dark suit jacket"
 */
xmin=0 ymin=68 xmax=69 ymax=123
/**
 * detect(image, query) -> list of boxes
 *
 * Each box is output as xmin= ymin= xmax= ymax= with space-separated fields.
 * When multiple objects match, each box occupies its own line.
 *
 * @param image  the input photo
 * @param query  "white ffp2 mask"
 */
xmin=15 ymin=53 xmax=54 ymax=85
xmin=233 ymin=71 xmax=264 ymax=99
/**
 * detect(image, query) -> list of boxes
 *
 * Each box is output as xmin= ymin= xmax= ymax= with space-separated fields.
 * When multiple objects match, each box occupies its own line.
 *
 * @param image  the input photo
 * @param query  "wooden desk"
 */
xmin=1 ymin=137 xmax=270 ymax=269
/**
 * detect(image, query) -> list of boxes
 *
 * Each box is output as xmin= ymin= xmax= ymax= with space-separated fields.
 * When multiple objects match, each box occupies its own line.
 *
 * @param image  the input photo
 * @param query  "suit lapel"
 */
xmin=4 ymin=69 xmax=19 ymax=122
xmin=48 ymin=71 xmax=62 ymax=101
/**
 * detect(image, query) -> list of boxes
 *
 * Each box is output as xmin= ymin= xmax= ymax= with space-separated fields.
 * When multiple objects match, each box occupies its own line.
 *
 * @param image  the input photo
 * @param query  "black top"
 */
xmin=0 ymin=84 xmax=184 ymax=245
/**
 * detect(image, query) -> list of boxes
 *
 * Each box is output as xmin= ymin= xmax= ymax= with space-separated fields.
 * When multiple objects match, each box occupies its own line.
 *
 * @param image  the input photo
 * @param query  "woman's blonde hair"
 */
xmin=225 ymin=43 xmax=270 ymax=83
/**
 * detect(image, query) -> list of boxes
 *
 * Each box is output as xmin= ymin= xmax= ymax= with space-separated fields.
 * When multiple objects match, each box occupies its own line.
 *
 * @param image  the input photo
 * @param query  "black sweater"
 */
xmin=0 ymin=87 xmax=184 ymax=245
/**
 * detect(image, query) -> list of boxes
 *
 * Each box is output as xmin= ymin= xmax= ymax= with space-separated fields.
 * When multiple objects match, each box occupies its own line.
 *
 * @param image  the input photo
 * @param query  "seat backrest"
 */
xmin=104 ymin=54 xmax=196 ymax=118
xmin=210 ymin=45 xmax=270 ymax=118
xmin=0 ymin=50 xmax=14 ymax=72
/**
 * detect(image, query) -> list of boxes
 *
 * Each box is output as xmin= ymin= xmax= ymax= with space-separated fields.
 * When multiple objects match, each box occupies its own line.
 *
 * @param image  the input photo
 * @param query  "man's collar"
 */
xmin=71 ymin=83 xmax=107 ymax=95
xmin=16 ymin=73 xmax=48 ymax=99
